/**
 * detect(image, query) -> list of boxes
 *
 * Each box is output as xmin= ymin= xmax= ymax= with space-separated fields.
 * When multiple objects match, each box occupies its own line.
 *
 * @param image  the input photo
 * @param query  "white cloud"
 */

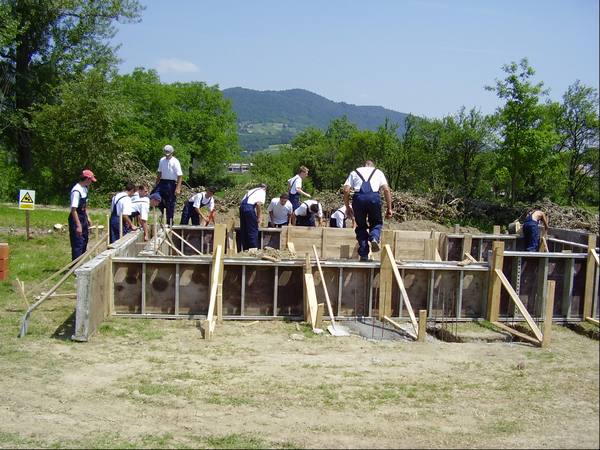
xmin=156 ymin=58 xmax=200 ymax=74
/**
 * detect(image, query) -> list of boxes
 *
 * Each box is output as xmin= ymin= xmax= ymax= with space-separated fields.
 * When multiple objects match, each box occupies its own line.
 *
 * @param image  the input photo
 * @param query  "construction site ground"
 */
xmin=0 ymin=204 xmax=599 ymax=448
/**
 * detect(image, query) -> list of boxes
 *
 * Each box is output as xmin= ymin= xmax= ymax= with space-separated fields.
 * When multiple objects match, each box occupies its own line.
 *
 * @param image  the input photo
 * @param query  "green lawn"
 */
xmin=0 ymin=203 xmax=108 ymax=229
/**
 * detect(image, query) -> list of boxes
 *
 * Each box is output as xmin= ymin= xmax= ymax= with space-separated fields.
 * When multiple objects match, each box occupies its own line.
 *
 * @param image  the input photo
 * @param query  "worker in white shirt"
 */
xmin=343 ymin=160 xmax=392 ymax=261
xmin=180 ymin=187 xmax=216 ymax=226
xmin=287 ymin=165 xmax=311 ymax=210
xmin=130 ymin=186 xmax=162 ymax=241
xmin=267 ymin=193 xmax=293 ymax=227
xmin=291 ymin=199 xmax=323 ymax=227
xmin=153 ymin=144 xmax=183 ymax=226
xmin=239 ymin=184 xmax=267 ymax=250
xmin=68 ymin=169 xmax=96 ymax=260
xmin=329 ymin=205 xmax=355 ymax=228
xmin=109 ymin=181 xmax=138 ymax=244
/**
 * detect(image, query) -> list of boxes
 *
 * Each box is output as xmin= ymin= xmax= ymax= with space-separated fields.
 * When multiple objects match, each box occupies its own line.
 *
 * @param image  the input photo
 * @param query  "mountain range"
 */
xmin=221 ymin=87 xmax=408 ymax=152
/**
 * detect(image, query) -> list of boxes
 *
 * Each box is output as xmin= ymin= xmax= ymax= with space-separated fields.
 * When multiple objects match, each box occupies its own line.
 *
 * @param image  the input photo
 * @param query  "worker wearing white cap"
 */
xmin=152 ymin=144 xmax=182 ymax=225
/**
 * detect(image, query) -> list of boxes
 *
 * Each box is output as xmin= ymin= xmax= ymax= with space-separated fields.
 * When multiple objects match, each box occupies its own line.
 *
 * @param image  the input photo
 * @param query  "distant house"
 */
xmin=228 ymin=163 xmax=252 ymax=174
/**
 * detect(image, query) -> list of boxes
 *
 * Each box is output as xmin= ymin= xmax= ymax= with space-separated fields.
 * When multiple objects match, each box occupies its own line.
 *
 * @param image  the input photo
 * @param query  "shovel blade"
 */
xmin=327 ymin=324 xmax=351 ymax=337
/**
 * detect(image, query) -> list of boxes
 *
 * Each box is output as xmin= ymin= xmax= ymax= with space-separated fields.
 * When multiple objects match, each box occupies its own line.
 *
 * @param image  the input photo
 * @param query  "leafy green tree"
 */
xmin=31 ymin=70 xmax=129 ymax=202
xmin=486 ymin=58 xmax=558 ymax=204
xmin=554 ymin=81 xmax=599 ymax=204
xmin=440 ymin=107 xmax=493 ymax=198
xmin=0 ymin=0 xmax=142 ymax=172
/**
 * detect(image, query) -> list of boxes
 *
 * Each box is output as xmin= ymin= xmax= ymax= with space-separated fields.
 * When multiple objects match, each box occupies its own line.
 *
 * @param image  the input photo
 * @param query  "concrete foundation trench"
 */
xmin=73 ymin=224 xmax=600 ymax=344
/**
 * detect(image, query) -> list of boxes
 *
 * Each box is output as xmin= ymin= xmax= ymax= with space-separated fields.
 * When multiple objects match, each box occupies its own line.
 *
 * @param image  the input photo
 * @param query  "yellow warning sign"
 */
xmin=19 ymin=189 xmax=35 ymax=210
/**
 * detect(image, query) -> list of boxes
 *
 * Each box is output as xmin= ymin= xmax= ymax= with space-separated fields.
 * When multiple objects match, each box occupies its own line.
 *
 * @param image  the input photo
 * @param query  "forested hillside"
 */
xmin=222 ymin=87 xmax=408 ymax=152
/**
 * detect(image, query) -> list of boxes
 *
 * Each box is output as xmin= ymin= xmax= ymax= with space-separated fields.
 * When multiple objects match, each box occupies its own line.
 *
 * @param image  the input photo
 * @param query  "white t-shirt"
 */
xmin=111 ymin=192 xmax=133 ymax=216
xmin=70 ymin=183 xmax=88 ymax=208
xmin=131 ymin=196 xmax=150 ymax=221
xmin=330 ymin=206 xmax=348 ymax=228
xmin=287 ymin=175 xmax=302 ymax=194
xmin=267 ymin=198 xmax=293 ymax=224
xmin=158 ymin=156 xmax=183 ymax=181
xmin=344 ymin=167 xmax=388 ymax=192
xmin=242 ymin=188 xmax=266 ymax=206
xmin=189 ymin=192 xmax=215 ymax=211
xmin=295 ymin=199 xmax=323 ymax=218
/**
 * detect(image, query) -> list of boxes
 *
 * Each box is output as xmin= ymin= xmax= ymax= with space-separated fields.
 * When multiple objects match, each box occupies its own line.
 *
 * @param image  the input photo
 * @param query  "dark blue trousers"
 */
xmin=109 ymin=214 xmax=131 ymax=244
xmin=154 ymin=179 xmax=177 ymax=225
xmin=296 ymin=214 xmax=315 ymax=227
xmin=68 ymin=214 xmax=89 ymax=261
xmin=289 ymin=193 xmax=300 ymax=211
xmin=180 ymin=201 xmax=200 ymax=225
xmin=239 ymin=203 xmax=259 ymax=250
xmin=523 ymin=220 xmax=540 ymax=252
xmin=353 ymin=192 xmax=382 ymax=257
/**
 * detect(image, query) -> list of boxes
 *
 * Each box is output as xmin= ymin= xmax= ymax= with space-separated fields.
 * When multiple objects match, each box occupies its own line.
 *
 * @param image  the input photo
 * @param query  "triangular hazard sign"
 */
xmin=21 ymin=192 xmax=33 ymax=203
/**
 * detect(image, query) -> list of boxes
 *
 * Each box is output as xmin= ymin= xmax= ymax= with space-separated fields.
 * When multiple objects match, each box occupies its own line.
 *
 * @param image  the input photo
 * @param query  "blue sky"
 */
xmin=112 ymin=0 xmax=599 ymax=118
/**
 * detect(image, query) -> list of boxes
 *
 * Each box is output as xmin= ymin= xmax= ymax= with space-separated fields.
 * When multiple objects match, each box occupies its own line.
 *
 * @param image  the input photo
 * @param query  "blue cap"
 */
xmin=149 ymin=192 xmax=162 ymax=202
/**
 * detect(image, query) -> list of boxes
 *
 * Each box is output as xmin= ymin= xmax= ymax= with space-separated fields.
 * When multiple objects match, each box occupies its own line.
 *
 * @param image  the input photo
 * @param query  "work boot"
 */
xmin=370 ymin=239 xmax=380 ymax=252
xmin=359 ymin=255 xmax=369 ymax=262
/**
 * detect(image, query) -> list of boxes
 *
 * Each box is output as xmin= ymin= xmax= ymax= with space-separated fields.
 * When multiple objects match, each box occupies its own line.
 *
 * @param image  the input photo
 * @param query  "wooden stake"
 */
xmin=106 ymin=214 xmax=110 ymax=245
xmin=486 ymin=241 xmax=504 ymax=322
xmin=583 ymin=234 xmax=597 ymax=319
xmin=462 ymin=234 xmax=473 ymax=259
xmin=541 ymin=280 xmax=555 ymax=348
xmin=493 ymin=225 xmax=501 ymax=235
xmin=25 ymin=210 xmax=31 ymax=240
xmin=417 ymin=309 xmax=427 ymax=342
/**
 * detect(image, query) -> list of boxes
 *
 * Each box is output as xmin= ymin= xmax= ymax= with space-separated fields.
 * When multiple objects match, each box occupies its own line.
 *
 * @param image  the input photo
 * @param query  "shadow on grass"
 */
xmin=52 ymin=310 xmax=75 ymax=341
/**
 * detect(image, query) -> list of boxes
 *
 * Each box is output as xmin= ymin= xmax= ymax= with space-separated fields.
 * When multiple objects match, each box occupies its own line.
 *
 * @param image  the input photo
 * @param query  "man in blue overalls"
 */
xmin=287 ymin=166 xmax=311 ymax=210
xmin=180 ymin=187 xmax=216 ymax=226
xmin=523 ymin=209 xmax=549 ymax=251
xmin=291 ymin=199 xmax=323 ymax=227
xmin=239 ymin=184 xmax=267 ymax=250
xmin=343 ymin=160 xmax=393 ymax=261
xmin=153 ymin=144 xmax=183 ymax=226
xmin=68 ymin=169 xmax=97 ymax=260
xmin=109 ymin=181 xmax=138 ymax=244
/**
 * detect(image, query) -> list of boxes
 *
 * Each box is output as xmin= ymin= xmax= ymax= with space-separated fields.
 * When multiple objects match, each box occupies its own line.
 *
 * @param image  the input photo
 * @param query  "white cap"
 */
xmin=163 ymin=144 xmax=174 ymax=154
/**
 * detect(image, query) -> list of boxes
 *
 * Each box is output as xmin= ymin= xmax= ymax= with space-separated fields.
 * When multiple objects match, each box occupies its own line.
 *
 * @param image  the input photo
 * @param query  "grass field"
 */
xmin=0 ymin=205 xmax=598 ymax=448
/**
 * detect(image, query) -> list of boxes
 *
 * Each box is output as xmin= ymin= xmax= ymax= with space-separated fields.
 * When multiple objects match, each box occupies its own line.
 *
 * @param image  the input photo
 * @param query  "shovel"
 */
xmin=312 ymin=245 xmax=350 ymax=337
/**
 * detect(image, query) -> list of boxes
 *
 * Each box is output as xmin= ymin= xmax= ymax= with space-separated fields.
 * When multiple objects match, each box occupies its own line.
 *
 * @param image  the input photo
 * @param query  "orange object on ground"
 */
xmin=0 ymin=243 xmax=8 ymax=281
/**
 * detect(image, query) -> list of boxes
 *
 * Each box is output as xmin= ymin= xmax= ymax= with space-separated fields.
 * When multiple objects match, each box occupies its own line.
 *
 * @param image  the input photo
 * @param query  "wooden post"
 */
xmin=541 ymin=280 xmax=556 ymax=348
xmin=583 ymin=234 xmax=597 ymax=319
xmin=381 ymin=229 xmax=395 ymax=258
xmin=303 ymin=253 xmax=310 ymax=322
xmin=25 ymin=210 xmax=31 ymax=240
xmin=493 ymin=225 xmax=501 ymax=235
xmin=213 ymin=224 xmax=227 ymax=254
xmin=321 ymin=228 xmax=327 ymax=258
xmin=118 ymin=214 xmax=123 ymax=241
xmin=417 ymin=309 xmax=427 ymax=342
xmin=486 ymin=241 xmax=504 ymax=322
xmin=106 ymin=214 xmax=110 ymax=245
xmin=378 ymin=246 xmax=393 ymax=321
xmin=462 ymin=234 xmax=472 ymax=259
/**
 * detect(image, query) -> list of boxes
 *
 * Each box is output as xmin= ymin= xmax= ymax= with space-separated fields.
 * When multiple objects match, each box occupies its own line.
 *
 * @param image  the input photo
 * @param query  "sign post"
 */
xmin=18 ymin=189 xmax=35 ymax=240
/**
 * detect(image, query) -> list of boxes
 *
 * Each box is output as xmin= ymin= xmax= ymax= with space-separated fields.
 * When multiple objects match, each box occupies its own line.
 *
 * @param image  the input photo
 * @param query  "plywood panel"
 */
xmin=571 ymin=260 xmax=586 ymax=317
xmin=222 ymin=266 xmax=242 ymax=315
xmin=245 ymin=267 xmax=274 ymax=316
xmin=179 ymin=264 xmax=210 ymax=314
xmin=312 ymin=267 xmax=339 ymax=315
xmin=446 ymin=237 xmax=463 ymax=262
xmin=145 ymin=264 xmax=175 ymax=314
xmin=261 ymin=230 xmax=281 ymax=249
xmin=323 ymin=228 xmax=358 ymax=259
xmin=401 ymin=270 xmax=428 ymax=314
xmin=462 ymin=272 xmax=486 ymax=318
xmin=277 ymin=267 xmax=303 ymax=316
xmin=519 ymin=257 xmax=538 ymax=315
xmin=340 ymin=268 xmax=369 ymax=316
xmin=113 ymin=263 xmax=142 ymax=313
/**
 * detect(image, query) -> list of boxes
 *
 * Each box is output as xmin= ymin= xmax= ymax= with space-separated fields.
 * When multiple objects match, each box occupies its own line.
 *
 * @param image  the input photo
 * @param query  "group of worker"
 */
xmin=68 ymin=143 xmax=549 ymax=262
xmin=237 ymin=161 xmax=394 ymax=261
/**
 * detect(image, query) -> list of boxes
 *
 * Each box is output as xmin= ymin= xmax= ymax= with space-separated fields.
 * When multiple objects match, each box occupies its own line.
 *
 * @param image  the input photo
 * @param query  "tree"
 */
xmin=554 ymin=80 xmax=599 ymax=204
xmin=0 ymin=0 xmax=142 ymax=172
xmin=441 ymin=107 xmax=493 ymax=198
xmin=486 ymin=58 xmax=557 ymax=204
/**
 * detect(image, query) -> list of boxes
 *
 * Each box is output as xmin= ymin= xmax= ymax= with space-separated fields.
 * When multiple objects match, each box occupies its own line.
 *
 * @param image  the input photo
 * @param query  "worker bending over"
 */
xmin=180 ymin=187 xmax=216 ymax=226
xmin=292 ymin=199 xmax=323 ymax=227
xmin=523 ymin=209 xmax=549 ymax=252
xmin=239 ymin=184 xmax=267 ymax=250
xmin=267 ymin=193 xmax=293 ymax=227
xmin=329 ymin=204 xmax=354 ymax=228
xmin=130 ymin=186 xmax=162 ymax=241
xmin=109 ymin=181 xmax=138 ymax=243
